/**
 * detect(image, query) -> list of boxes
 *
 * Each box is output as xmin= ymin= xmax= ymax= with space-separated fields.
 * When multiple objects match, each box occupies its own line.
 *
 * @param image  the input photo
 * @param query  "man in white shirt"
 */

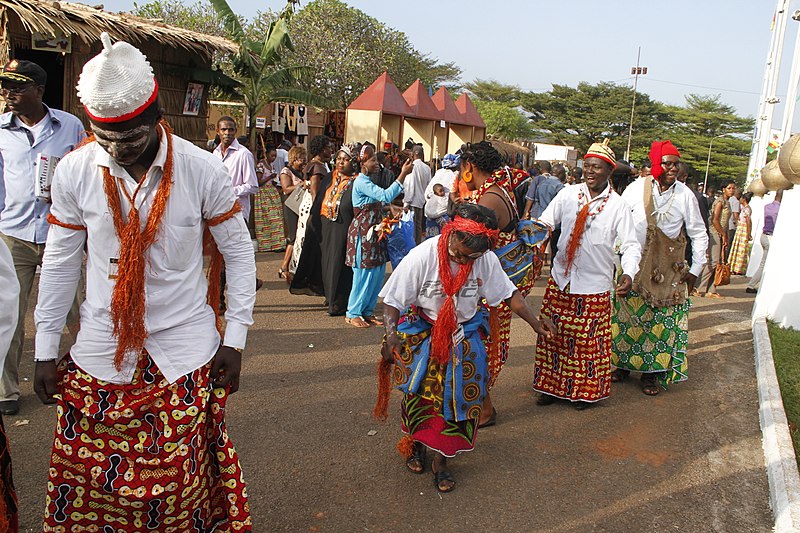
xmin=0 ymin=59 xmax=85 ymax=416
xmin=0 ymin=238 xmax=19 ymax=524
xmin=213 ymin=116 xmax=259 ymax=220
xmin=33 ymin=33 xmax=254 ymax=529
xmin=404 ymin=145 xmax=431 ymax=244
xmin=532 ymin=140 xmax=641 ymax=410
xmin=213 ymin=116 xmax=261 ymax=302
xmin=612 ymin=140 xmax=708 ymax=396
xmin=275 ymin=139 xmax=291 ymax=175
xmin=728 ymin=188 xmax=741 ymax=245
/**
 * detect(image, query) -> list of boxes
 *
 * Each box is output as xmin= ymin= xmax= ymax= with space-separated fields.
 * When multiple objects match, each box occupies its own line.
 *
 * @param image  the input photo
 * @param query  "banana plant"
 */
xmin=209 ymin=0 xmax=332 ymax=147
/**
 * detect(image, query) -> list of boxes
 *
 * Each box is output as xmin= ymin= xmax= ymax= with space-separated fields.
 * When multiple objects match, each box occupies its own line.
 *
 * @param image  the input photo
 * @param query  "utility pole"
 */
xmin=746 ymin=0 xmax=791 ymax=185
xmin=625 ymin=47 xmax=647 ymax=162
xmin=779 ymin=10 xmax=800 ymax=143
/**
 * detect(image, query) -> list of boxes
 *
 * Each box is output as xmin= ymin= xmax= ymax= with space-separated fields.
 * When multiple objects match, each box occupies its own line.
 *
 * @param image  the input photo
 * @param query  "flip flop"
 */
xmin=364 ymin=315 xmax=384 ymax=326
xmin=345 ymin=316 xmax=371 ymax=328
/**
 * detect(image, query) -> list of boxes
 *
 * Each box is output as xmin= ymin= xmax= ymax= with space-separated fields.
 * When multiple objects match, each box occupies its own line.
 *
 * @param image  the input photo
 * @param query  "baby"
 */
xmin=424 ymin=183 xmax=449 ymax=219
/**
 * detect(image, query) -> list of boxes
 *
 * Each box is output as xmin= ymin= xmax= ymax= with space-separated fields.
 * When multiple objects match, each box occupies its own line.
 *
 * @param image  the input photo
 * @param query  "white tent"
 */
xmin=752 ymin=186 xmax=800 ymax=328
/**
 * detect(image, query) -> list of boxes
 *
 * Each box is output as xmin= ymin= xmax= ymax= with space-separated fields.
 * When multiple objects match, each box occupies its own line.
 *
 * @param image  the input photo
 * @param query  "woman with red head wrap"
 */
xmin=376 ymin=203 xmax=554 ymax=493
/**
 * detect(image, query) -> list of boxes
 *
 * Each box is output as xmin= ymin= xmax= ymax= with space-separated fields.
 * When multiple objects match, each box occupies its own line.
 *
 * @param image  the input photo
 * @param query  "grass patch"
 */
xmin=768 ymin=321 xmax=800 ymax=466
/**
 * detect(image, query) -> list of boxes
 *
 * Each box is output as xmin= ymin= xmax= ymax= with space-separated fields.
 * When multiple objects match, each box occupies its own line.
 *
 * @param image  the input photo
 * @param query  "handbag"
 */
xmin=714 ymin=243 xmax=731 ymax=286
xmin=283 ymin=185 xmax=306 ymax=215
xmin=494 ymin=219 xmax=550 ymax=287
xmin=491 ymin=187 xmax=550 ymax=287
xmin=632 ymin=179 xmax=689 ymax=307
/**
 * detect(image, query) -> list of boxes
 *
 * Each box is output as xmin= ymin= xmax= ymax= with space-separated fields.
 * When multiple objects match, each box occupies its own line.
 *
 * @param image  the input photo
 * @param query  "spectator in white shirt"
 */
xmin=33 ymin=33 xmax=255 ymax=528
xmin=0 ymin=59 xmax=85 ymax=416
xmin=533 ymin=140 xmax=641 ymax=410
xmin=213 ymin=116 xmax=259 ymax=220
xmin=612 ymin=140 xmax=708 ymax=396
xmin=0 ymin=238 xmax=19 ymax=525
xmin=274 ymin=139 xmax=291 ymax=175
xmin=728 ymin=188 xmax=741 ymax=245
xmin=213 ymin=116 xmax=262 ymax=302
xmin=404 ymin=144 xmax=431 ymax=244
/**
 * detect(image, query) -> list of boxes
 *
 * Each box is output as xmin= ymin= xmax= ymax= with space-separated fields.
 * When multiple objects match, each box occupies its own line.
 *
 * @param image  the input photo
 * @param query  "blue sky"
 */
xmin=98 ymin=0 xmax=786 ymax=118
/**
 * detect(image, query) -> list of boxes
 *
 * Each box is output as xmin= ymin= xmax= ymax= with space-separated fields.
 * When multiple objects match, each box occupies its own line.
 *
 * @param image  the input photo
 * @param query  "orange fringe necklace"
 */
xmin=563 ymin=188 xmax=611 ymax=276
xmin=102 ymin=122 xmax=175 ymax=370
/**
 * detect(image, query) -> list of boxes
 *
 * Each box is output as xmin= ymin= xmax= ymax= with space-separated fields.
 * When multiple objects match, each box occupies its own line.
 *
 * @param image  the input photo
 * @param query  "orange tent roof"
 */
xmin=431 ymin=86 xmax=463 ymax=124
xmin=347 ymin=71 xmax=412 ymax=116
xmin=402 ymin=79 xmax=441 ymax=121
xmin=455 ymin=93 xmax=486 ymax=128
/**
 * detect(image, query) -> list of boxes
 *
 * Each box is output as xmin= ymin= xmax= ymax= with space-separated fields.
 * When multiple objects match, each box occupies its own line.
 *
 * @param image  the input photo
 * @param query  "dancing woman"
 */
xmin=378 ymin=203 xmax=553 ymax=492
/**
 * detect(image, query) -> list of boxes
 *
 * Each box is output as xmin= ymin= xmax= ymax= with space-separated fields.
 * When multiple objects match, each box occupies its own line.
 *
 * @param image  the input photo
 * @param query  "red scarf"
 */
xmin=430 ymin=217 xmax=499 ymax=365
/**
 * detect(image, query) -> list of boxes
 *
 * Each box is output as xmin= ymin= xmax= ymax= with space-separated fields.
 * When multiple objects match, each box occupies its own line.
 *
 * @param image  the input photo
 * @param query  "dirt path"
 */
xmin=10 ymin=255 xmax=772 ymax=532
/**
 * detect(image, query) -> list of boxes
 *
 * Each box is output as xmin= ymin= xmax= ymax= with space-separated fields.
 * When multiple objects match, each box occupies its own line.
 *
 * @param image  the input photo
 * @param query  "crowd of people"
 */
xmin=0 ymin=32 xmax=784 ymax=529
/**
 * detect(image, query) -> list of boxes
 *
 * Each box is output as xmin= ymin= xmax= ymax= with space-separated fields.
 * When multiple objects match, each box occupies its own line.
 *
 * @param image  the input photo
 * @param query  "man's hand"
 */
xmin=399 ymin=158 xmax=414 ymax=178
xmin=615 ymin=274 xmax=633 ymax=297
xmin=34 ymin=360 xmax=58 ymax=404
xmin=381 ymin=334 xmax=401 ymax=364
xmin=681 ymin=272 xmax=698 ymax=294
xmin=534 ymin=316 xmax=556 ymax=339
xmin=211 ymin=345 xmax=242 ymax=393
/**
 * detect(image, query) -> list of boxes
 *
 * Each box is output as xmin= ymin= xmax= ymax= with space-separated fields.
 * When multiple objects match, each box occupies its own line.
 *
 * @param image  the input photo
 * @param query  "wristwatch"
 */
xmin=223 ymin=345 xmax=243 ymax=354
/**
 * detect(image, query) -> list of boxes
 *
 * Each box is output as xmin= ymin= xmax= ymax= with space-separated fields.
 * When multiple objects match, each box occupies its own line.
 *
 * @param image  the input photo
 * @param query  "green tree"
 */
xmin=283 ymin=0 xmax=461 ymax=108
xmin=133 ymin=0 xmax=225 ymax=35
xmin=519 ymin=82 xmax=669 ymax=159
xmin=209 ymin=0 xmax=331 ymax=146
xmin=463 ymin=79 xmax=524 ymax=104
xmin=662 ymin=94 xmax=753 ymax=186
xmin=473 ymin=100 xmax=534 ymax=142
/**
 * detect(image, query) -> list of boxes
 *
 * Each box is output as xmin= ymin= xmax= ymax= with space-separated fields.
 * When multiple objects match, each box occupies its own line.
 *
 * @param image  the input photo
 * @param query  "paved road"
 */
xmin=10 ymin=253 xmax=773 ymax=532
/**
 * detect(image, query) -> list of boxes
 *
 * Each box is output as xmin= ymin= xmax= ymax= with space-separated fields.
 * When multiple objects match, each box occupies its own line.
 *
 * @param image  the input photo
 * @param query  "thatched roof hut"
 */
xmin=0 ymin=0 xmax=236 ymax=143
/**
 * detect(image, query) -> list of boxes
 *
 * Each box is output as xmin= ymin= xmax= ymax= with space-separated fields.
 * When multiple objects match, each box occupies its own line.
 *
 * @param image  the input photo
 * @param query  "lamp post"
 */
xmin=746 ymin=0 xmax=791 ymax=184
xmin=703 ymin=133 xmax=732 ymax=192
xmin=625 ymin=47 xmax=647 ymax=161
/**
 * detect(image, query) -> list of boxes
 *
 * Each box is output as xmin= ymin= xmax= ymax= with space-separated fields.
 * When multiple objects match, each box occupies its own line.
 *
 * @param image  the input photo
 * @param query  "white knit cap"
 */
xmin=77 ymin=32 xmax=158 ymax=123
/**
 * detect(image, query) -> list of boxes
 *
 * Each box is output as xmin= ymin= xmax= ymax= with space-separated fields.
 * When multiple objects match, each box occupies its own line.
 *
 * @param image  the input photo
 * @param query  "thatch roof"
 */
xmin=1 ymin=0 xmax=236 ymax=58
xmin=489 ymin=138 xmax=531 ymax=158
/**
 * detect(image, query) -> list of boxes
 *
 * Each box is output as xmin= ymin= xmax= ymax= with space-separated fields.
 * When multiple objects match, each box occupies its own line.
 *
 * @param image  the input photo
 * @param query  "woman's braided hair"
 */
xmin=460 ymin=141 xmax=503 ymax=173
xmin=308 ymin=135 xmax=331 ymax=158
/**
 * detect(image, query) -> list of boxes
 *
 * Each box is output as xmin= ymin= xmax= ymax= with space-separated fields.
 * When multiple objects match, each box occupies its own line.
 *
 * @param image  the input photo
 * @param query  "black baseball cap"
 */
xmin=0 ymin=59 xmax=47 ymax=86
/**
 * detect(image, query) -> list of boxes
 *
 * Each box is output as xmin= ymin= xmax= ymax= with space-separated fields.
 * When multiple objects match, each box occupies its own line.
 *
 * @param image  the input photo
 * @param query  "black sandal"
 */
xmin=477 ymin=408 xmax=497 ymax=429
xmin=610 ymin=369 xmax=630 ymax=382
xmin=537 ymin=394 xmax=556 ymax=406
xmin=405 ymin=443 xmax=426 ymax=474
xmin=641 ymin=375 xmax=660 ymax=396
xmin=433 ymin=469 xmax=456 ymax=492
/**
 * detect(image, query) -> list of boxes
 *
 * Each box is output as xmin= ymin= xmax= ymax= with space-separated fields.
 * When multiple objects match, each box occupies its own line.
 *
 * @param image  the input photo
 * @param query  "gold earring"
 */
xmin=463 ymin=170 xmax=473 ymax=183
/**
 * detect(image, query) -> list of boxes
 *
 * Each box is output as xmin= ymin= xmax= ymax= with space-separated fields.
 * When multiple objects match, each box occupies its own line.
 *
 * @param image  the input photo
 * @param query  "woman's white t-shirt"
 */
xmin=379 ymin=235 xmax=516 ymax=323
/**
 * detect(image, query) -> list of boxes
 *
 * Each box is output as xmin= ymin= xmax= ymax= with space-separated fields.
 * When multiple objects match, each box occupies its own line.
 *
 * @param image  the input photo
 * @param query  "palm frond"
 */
xmin=208 ymin=0 xmax=245 ymax=42
xmin=260 ymin=66 xmax=312 ymax=87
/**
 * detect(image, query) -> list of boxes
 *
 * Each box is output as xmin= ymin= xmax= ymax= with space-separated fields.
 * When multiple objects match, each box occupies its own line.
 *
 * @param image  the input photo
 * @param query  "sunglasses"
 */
xmin=447 ymin=237 xmax=485 ymax=261
xmin=0 ymin=84 xmax=35 ymax=96
xmin=660 ymin=161 xmax=680 ymax=169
